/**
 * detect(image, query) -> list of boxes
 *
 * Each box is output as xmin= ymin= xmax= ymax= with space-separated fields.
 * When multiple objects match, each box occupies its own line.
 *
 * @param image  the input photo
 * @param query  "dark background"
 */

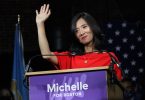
xmin=0 ymin=0 xmax=145 ymax=89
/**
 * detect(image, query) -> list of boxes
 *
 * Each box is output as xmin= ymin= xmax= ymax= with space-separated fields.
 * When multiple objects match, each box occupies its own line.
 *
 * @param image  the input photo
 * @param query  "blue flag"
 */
xmin=11 ymin=23 xmax=28 ymax=100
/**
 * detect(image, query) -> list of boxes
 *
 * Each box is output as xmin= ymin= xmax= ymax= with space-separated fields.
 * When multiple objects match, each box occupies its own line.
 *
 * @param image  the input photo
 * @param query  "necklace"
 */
xmin=82 ymin=51 xmax=98 ymax=64
xmin=82 ymin=54 xmax=89 ymax=64
xmin=84 ymin=60 xmax=88 ymax=64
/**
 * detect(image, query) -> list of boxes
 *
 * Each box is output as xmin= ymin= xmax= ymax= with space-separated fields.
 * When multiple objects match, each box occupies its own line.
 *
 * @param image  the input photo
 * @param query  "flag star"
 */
xmin=131 ymin=60 xmax=136 ymax=66
xmin=137 ymin=36 xmax=142 ymax=42
xmin=115 ymin=46 xmax=121 ymax=51
xmin=108 ymin=38 xmax=113 ymax=44
xmin=130 ymin=29 xmax=135 ymax=35
xmin=130 ymin=45 xmax=135 ymax=50
xmin=138 ymin=52 xmax=143 ymax=57
xmin=115 ymin=30 xmax=120 ymax=36
xmin=121 ymin=22 xmax=127 ymax=27
xmin=132 ymin=76 xmax=137 ymax=81
xmin=139 ymin=68 xmax=144 ymax=73
xmin=107 ymin=23 xmax=112 ymax=28
xmin=124 ymin=69 xmax=129 ymax=74
xmin=122 ymin=38 xmax=128 ymax=43
xmin=123 ymin=53 xmax=128 ymax=59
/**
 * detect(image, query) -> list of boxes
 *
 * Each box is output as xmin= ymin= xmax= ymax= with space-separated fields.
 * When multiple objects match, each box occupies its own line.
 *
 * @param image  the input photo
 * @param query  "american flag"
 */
xmin=103 ymin=20 xmax=145 ymax=84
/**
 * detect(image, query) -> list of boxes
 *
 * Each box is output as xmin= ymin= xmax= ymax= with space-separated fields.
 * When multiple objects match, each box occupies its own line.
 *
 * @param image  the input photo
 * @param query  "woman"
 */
xmin=36 ymin=4 xmax=123 ymax=81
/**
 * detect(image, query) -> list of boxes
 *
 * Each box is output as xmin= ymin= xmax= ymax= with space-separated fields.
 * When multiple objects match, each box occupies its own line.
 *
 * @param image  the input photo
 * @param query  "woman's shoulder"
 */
xmin=108 ymin=51 xmax=116 ymax=56
xmin=94 ymin=50 xmax=116 ymax=55
xmin=107 ymin=51 xmax=119 ymax=61
xmin=96 ymin=50 xmax=119 ymax=58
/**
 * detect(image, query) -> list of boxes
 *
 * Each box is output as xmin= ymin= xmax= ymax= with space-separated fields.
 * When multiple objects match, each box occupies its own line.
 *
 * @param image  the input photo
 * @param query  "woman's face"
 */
xmin=75 ymin=18 xmax=94 ymax=45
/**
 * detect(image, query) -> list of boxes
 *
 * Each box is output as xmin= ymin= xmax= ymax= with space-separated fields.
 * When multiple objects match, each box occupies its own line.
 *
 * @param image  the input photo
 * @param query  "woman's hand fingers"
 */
xmin=35 ymin=4 xmax=51 ymax=24
xmin=45 ymin=4 xmax=49 ymax=14
xmin=36 ymin=10 xmax=38 ymax=16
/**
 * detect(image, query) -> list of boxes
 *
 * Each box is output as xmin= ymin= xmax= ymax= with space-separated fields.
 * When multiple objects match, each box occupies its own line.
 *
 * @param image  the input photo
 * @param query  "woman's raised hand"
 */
xmin=36 ymin=4 xmax=51 ymax=24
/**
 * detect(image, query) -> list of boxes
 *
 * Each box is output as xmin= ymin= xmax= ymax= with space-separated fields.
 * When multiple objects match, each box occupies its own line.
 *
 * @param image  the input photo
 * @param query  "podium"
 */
xmin=25 ymin=66 xmax=109 ymax=100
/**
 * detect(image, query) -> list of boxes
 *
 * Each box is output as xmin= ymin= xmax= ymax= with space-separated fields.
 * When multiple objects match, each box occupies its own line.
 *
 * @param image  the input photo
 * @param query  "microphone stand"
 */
xmin=106 ymin=51 xmax=125 ymax=91
xmin=25 ymin=55 xmax=42 ymax=73
xmin=109 ymin=57 xmax=118 ymax=84
xmin=23 ymin=53 xmax=72 ymax=87
xmin=23 ymin=55 xmax=42 ymax=88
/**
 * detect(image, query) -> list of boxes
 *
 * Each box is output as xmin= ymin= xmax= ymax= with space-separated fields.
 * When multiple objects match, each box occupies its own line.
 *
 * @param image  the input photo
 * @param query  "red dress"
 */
xmin=54 ymin=51 xmax=123 ymax=80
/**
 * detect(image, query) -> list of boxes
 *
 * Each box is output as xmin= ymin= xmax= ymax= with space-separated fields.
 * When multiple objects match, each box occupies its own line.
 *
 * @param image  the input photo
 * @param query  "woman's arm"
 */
xmin=36 ymin=4 xmax=58 ymax=65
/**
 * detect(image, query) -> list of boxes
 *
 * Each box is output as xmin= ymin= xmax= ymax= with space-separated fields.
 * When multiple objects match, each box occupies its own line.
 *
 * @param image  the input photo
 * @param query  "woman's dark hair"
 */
xmin=70 ymin=12 xmax=105 ymax=54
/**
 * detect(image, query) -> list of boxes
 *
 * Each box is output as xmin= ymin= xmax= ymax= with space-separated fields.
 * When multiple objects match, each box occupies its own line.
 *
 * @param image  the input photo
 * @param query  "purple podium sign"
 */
xmin=28 ymin=69 xmax=108 ymax=100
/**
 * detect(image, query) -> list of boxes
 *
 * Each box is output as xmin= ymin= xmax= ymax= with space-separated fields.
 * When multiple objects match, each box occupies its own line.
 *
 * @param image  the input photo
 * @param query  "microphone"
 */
xmin=23 ymin=55 xmax=42 ymax=88
xmin=100 ymin=50 xmax=120 ymax=68
xmin=25 ymin=55 xmax=42 ymax=73
xmin=108 ymin=53 xmax=120 ymax=68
